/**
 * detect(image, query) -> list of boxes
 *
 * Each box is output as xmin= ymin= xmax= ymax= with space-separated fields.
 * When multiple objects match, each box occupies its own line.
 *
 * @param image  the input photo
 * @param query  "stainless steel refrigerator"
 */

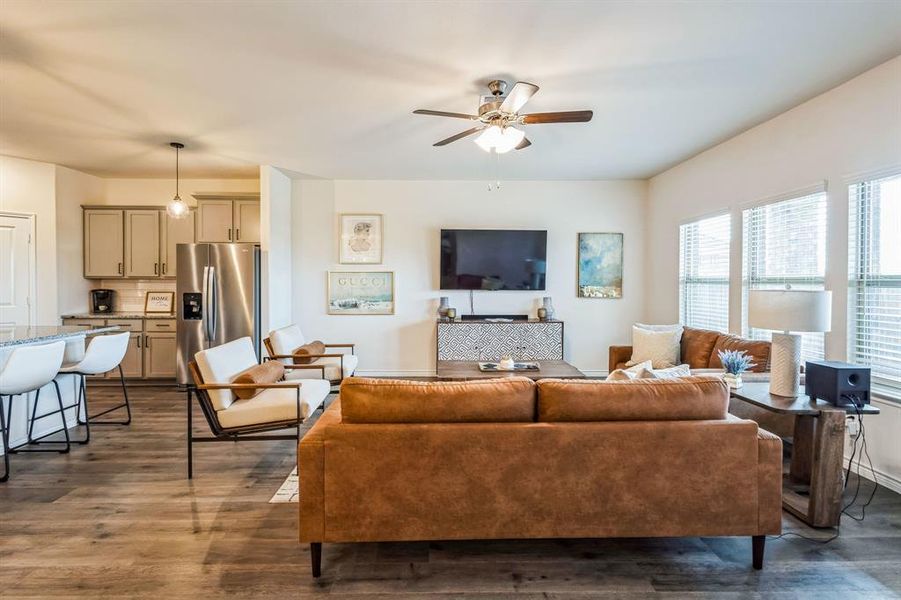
xmin=176 ymin=243 xmax=261 ymax=385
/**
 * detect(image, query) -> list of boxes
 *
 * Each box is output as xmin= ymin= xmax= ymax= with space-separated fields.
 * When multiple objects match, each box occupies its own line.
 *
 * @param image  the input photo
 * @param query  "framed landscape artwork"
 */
xmin=339 ymin=214 xmax=383 ymax=264
xmin=327 ymin=271 xmax=395 ymax=315
xmin=577 ymin=232 xmax=623 ymax=299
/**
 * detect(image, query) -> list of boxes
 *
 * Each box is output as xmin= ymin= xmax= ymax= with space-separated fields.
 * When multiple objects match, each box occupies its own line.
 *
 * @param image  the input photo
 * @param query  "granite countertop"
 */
xmin=62 ymin=312 xmax=176 ymax=320
xmin=0 ymin=325 xmax=121 ymax=348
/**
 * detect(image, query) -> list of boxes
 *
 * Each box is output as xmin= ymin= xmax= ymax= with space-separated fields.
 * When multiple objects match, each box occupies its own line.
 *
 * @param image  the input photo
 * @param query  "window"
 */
xmin=679 ymin=213 xmax=730 ymax=332
xmin=742 ymin=190 xmax=828 ymax=361
xmin=849 ymin=172 xmax=901 ymax=391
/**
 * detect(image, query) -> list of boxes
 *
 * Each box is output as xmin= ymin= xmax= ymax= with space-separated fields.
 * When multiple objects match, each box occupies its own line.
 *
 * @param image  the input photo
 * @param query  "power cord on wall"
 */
xmin=769 ymin=395 xmax=877 ymax=545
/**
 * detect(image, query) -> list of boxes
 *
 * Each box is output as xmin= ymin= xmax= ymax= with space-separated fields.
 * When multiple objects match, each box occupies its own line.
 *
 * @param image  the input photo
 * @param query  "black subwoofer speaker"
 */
xmin=805 ymin=360 xmax=870 ymax=407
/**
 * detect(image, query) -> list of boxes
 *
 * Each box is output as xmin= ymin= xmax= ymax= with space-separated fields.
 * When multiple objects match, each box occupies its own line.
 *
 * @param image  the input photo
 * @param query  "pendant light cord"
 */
xmin=175 ymin=145 xmax=180 ymax=198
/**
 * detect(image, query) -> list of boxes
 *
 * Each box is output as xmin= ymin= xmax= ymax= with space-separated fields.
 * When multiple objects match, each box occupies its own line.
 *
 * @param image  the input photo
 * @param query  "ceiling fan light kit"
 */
xmin=413 ymin=79 xmax=592 ymax=152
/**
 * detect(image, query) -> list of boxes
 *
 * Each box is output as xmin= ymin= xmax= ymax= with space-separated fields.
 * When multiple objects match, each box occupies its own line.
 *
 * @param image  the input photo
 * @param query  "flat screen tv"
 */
xmin=440 ymin=229 xmax=547 ymax=290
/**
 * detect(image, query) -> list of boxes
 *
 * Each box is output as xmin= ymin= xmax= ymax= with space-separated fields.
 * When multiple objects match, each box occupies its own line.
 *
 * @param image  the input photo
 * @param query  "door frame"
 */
xmin=0 ymin=211 xmax=37 ymax=327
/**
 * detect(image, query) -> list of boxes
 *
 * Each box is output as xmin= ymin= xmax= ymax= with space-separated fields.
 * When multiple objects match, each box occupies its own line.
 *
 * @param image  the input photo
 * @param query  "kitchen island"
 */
xmin=1 ymin=325 xmax=119 ymax=457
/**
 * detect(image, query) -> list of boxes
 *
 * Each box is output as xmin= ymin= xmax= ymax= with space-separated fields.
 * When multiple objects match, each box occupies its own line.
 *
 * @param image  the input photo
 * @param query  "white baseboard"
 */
xmin=842 ymin=454 xmax=901 ymax=495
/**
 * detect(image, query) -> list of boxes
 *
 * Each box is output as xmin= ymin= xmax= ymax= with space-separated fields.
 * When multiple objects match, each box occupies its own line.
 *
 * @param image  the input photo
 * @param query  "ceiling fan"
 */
xmin=413 ymin=79 xmax=592 ymax=153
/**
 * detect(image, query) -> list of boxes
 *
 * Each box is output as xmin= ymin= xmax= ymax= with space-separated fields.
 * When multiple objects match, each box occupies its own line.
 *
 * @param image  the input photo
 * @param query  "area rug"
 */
xmin=270 ymin=467 xmax=299 ymax=503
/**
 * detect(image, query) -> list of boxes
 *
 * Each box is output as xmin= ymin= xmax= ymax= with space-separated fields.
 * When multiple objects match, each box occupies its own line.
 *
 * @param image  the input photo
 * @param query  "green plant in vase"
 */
xmin=717 ymin=349 xmax=756 ymax=389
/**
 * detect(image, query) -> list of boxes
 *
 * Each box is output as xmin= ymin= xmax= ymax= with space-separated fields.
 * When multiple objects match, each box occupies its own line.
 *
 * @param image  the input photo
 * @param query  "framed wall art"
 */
xmin=327 ymin=271 xmax=395 ymax=315
xmin=144 ymin=291 xmax=175 ymax=314
xmin=577 ymin=232 xmax=623 ymax=299
xmin=339 ymin=214 xmax=383 ymax=264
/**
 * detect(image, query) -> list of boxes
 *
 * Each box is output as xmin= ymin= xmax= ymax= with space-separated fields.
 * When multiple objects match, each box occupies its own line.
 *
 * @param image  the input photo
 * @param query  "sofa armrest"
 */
xmin=608 ymin=345 xmax=633 ymax=373
xmin=299 ymin=400 xmax=343 ymax=542
xmin=756 ymin=427 xmax=783 ymax=535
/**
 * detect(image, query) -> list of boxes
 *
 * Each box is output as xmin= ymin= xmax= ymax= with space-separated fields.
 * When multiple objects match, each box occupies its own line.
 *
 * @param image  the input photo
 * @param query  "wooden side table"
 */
xmin=730 ymin=382 xmax=879 ymax=528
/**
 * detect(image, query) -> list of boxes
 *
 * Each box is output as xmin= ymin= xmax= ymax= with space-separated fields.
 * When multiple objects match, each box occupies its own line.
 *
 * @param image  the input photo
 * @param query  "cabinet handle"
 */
xmin=162 ymin=263 xmax=167 ymax=275
xmin=154 ymin=263 xmax=158 ymax=275
xmin=145 ymin=335 xmax=150 ymax=348
xmin=118 ymin=262 xmax=123 ymax=274
xmin=236 ymin=228 xmax=240 ymax=241
xmin=137 ymin=335 xmax=142 ymax=348
xmin=228 ymin=228 xmax=232 ymax=241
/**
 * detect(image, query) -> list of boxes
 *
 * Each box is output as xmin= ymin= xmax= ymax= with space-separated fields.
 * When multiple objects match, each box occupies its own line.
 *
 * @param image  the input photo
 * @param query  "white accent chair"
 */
xmin=187 ymin=337 xmax=330 ymax=478
xmin=264 ymin=325 xmax=357 ymax=385
xmin=0 ymin=340 xmax=67 ymax=482
xmin=57 ymin=332 xmax=132 ymax=437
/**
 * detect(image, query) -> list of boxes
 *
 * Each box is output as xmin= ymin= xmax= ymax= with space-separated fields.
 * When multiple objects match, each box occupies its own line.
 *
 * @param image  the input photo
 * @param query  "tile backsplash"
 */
xmin=98 ymin=280 xmax=177 ymax=312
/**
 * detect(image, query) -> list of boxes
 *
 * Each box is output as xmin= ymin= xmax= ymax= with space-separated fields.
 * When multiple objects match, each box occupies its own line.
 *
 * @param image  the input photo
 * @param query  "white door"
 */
xmin=0 ymin=214 xmax=35 ymax=328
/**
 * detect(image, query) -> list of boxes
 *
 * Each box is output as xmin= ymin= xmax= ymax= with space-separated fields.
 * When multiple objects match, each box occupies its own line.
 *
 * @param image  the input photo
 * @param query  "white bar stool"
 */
xmin=55 ymin=332 xmax=132 ymax=436
xmin=0 ymin=340 xmax=68 ymax=482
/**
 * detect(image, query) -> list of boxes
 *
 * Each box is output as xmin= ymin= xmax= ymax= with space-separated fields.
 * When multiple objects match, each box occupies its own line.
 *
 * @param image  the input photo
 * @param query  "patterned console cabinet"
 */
xmin=436 ymin=320 xmax=564 ymax=361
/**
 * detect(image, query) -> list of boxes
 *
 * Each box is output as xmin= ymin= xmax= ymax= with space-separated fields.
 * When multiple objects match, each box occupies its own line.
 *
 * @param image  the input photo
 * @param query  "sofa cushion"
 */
xmin=605 ymin=360 xmax=652 ymax=381
xmin=626 ymin=324 xmax=683 ymax=368
xmin=680 ymin=327 xmax=722 ymax=368
xmin=217 ymin=379 xmax=330 ymax=429
xmin=638 ymin=364 xmax=692 ymax=379
xmin=708 ymin=335 xmax=770 ymax=372
xmin=340 ymin=376 xmax=536 ymax=423
xmin=536 ymin=377 xmax=729 ymax=422
xmin=232 ymin=360 xmax=285 ymax=399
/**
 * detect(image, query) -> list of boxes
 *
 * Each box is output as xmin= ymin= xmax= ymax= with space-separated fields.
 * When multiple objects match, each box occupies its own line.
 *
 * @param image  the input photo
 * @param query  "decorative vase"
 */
xmin=723 ymin=373 xmax=743 ymax=389
xmin=542 ymin=297 xmax=555 ymax=320
xmin=537 ymin=307 xmax=548 ymax=320
xmin=446 ymin=308 xmax=457 ymax=321
xmin=438 ymin=297 xmax=450 ymax=319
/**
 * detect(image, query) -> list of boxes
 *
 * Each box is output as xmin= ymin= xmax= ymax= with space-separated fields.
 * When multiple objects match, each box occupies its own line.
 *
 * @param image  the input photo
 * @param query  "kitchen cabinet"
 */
xmin=144 ymin=332 xmax=177 ymax=378
xmin=120 ymin=333 xmax=144 ymax=378
xmin=124 ymin=209 xmax=161 ymax=277
xmin=84 ymin=209 xmax=124 ymax=277
xmin=195 ymin=196 xmax=260 ymax=243
xmin=61 ymin=316 xmax=176 ymax=380
xmin=233 ymin=200 xmax=261 ymax=243
xmin=161 ymin=209 xmax=195 ymax=277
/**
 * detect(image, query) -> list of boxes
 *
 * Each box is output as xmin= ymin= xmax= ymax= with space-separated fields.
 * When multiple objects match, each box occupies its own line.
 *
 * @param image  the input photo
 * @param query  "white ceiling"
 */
xmin=2 ymin=1 xmax=900 ymax=180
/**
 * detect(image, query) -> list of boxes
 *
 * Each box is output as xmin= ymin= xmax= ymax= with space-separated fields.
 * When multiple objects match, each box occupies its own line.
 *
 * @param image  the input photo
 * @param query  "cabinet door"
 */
xmin=84 ymin=209 xmax=124 ymax=278
xmin=124 ymin=210 xmax=161 ymax=277
xmin=161 ymin=209 xmax=195 ymax=277
xmin=144 ymin=333 xmax=176 ymax=378
xmin=119 ymin=332 xmax=144 ymax=378
xmin=196 ymin=200 xmax=233 ymax=242
xmin=233 ymin=200 xmax=260 ymax=243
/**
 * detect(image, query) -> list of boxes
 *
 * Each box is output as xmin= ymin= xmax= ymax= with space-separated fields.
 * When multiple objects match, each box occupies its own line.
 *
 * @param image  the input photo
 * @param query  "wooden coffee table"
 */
xmin=436 ymin=360 xmax=586 ymax=381
xmin=731 ymin=382 xmax=879 ymax=528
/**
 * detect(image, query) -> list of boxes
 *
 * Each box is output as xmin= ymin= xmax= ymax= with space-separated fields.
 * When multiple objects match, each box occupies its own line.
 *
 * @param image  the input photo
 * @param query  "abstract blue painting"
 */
xmin=578 ymin=233 xmax=623 ymax=298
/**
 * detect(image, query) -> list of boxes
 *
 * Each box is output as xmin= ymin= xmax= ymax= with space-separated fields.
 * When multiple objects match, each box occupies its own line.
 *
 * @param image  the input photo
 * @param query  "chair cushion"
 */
xmin=708 ymin=335 xmax=770 ymax=372
xmin=269 ymin=325 xmax=306 ymax=361
xmin=340 ymin=376 xmax=536 ymax=423
xmin=217 ymin=379 xmax=330 ymax=429
xmin=292 ymin=341 xmax=326 ymax=365
xmin=194 ymin=337 xmax=259 ymax=411
xmin=285 ymin=354 xmax=359 ymax=382
xmin=232 ymin=361 xmax=285 ymax=400
xmin=680 ymin=327 xmax=722 ymax=368
xmin=537 ymin=377 xmax=729 ymax=422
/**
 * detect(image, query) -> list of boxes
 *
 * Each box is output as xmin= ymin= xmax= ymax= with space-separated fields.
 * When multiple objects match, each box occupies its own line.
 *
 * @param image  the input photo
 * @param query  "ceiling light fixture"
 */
xmin=166 ymin=142 xmax=189 ymax=219
xmin=474 ymin=125 xmax=525 ymax=154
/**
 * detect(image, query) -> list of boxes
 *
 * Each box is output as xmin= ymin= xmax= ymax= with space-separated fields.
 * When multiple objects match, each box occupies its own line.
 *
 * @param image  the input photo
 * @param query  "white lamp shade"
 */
xmin=475 ymin=125 xmax=524 ymax=154
xmin=748 ymin=290 xmax=832 ymax=332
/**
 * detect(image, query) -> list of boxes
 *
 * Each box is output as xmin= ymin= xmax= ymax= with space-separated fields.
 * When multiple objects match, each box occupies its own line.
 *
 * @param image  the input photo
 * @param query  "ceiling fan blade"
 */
xmin=413 ymin=109 xmax=478 ymax=120
xmin=515 ymin=137 xmax=531 ymax=150
xmin=499 ymin=81 xmax=539 ymax=114
xmin=521 ymin=110 xmax=593 ymax=124
xmin=433 ymin=126 xmax=484 ymax=146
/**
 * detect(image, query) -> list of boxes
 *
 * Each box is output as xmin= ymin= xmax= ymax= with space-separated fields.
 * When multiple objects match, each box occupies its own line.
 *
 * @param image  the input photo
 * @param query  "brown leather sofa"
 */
xmin=299 ymin=376 xmax=782 ymax=577
xmin=609 ymin=326 xmax=772 ymax=374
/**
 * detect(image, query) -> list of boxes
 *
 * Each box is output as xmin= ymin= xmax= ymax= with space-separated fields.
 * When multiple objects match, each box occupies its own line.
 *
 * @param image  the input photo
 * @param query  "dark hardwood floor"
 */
xmin=1 ymin=385 xmax=900 ymax=599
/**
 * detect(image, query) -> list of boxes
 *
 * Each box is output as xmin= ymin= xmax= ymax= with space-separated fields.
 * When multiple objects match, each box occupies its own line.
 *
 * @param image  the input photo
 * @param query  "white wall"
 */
xmin=100 ymin=178 xmax=259 ymax=205
xmin=292 ymin=179 xmax=647 ymax=376
xmin=260 ymin=166 xmax=293 ymax=336
xmin=55 ymin=166 xmax=105 ymax=315
xmin=0 ymin=155 xmax=58 ymax=324
xmin=646 ymin=55 xmax=901 ymax=492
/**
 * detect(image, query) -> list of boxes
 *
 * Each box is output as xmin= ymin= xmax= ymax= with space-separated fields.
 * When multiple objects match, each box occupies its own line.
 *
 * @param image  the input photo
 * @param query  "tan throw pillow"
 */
xmin=605 ymin=360 xmax=653 ymax=382
xmin=638 ymin=364 xmax=692 ymax=380
xmin=626 ymin=324 xmax=683 ymax=369
xmin=292 ymin=340 xmax=326 ymax=365
xmin=231 ymin=361 xmax=285 ymax=400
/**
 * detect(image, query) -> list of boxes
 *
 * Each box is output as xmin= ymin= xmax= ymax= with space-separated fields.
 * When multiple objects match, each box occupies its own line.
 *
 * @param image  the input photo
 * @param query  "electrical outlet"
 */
xmin=846 ymin=416 xmax=860 ymax=437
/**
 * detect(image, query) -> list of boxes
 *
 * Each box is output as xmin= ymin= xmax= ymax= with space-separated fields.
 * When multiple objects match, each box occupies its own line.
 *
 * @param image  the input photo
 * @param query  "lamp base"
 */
xmin=769 ymin=332 xmax=801 ymax=397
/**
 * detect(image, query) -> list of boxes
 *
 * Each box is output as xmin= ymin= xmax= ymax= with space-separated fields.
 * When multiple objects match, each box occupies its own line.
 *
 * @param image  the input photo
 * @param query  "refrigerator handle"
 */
xmin=209 ymin=266 xmax=218 ymax=341
xmin=201 ymin=266 xmax=211 ymax=342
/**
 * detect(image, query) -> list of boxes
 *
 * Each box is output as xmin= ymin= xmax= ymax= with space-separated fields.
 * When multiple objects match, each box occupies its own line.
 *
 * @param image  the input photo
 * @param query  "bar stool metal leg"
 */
xmin=82 ymin=366 xmax=131 ymax=425
xmin=1 ymin=395 xmax=10 ymax=482
xmin=21 ymin=380 xmax=73 ymax=453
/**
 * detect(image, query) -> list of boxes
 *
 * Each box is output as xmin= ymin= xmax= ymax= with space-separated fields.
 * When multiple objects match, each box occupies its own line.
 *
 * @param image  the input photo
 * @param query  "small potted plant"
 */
xmin=717 ymin=349 xmax=756 ymax=389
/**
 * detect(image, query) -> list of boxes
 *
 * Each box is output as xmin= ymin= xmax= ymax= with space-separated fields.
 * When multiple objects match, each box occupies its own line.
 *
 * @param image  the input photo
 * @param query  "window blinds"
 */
xmin=679 ymin=213 xmax=730 ymax=332
xmin=742 ymin=190 xmax=828 ymax=361
xmin=849 ymin=173 xmax=901 ymax=390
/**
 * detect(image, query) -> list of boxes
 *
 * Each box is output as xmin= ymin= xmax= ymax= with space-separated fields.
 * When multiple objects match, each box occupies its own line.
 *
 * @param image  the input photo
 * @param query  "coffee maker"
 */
xmin=90 ymin=289 xmax=115 ymax=314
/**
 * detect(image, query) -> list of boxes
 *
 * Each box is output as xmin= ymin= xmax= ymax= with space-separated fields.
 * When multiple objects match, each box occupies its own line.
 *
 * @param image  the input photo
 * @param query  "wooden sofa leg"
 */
xmin=311 ymin=543 xmax=322 ymax=578
xmin=752 ymin=535 xmax=765 ymax=570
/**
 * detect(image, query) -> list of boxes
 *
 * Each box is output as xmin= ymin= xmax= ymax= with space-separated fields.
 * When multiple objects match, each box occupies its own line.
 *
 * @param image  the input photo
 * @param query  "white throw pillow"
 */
xmin=639 ymin=364 xmax=692 ymax=379
xmin=605 ymin=360 xmax=653 ymax=382
xmin=626 ymin=324 xmax=683 ymax=369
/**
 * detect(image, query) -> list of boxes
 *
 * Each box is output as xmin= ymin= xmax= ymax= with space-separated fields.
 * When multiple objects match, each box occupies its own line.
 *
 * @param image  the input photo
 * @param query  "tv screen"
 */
xmin=440 ymin=229 xmax=547 ymax=290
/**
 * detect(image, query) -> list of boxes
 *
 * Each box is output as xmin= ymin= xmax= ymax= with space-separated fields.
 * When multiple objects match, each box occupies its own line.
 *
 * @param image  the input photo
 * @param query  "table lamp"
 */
xmin=748 ymin=289 xmax=832 ymax=397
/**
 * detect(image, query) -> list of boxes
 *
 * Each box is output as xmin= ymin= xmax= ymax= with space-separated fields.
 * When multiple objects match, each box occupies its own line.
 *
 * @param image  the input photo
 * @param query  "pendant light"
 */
xmin=166 ymin=142 xmax=189 ymax=219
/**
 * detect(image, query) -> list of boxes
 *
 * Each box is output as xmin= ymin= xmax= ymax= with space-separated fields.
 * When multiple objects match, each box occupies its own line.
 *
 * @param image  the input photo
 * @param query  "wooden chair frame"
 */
xmin=262 ymin=337 xmax=356 ymax=385
xmin=185 ymin=360 xmax=326 ymax=479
